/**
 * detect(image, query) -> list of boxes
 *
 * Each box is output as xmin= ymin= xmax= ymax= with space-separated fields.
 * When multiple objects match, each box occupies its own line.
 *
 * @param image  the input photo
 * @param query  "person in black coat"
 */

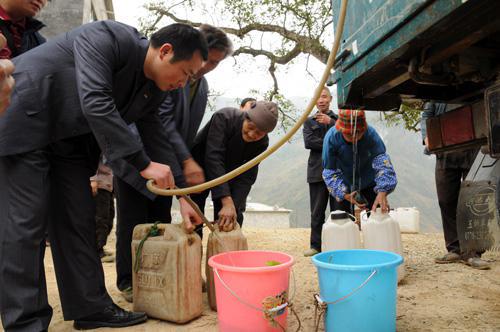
xmin=190 ymin=101 xmax=279 ymax=233
xmin=0 ymin=0 xmax=46 ymax=114
xmin=0 ymin=21 xmax=207 ymax=331
xmin=0 ymin=0 xmax=47 ymax=59
xmin=113 ymin=24 xmax=233 ymax=302
xmin=303 ymin=87 xmax=338 ymax=256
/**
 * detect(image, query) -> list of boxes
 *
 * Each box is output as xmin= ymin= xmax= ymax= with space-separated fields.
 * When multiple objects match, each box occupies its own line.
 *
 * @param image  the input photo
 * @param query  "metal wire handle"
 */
xmin=313 ymin=270 xmax=377 ymax=331
xmin=213 ymin=267 xmax=297 ymax=313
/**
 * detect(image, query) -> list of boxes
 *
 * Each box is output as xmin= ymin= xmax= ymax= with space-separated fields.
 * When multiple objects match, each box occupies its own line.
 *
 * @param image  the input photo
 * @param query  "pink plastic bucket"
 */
xmin=208 ymin=250 xmax=294 ymax=332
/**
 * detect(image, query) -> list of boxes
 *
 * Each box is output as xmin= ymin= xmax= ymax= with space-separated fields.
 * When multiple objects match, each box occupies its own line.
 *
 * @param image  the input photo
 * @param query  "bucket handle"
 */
xmin=214 ymin=267 xmax=301 ymax=331
xmin=313 ymin=269 xmax=377 ymax=332
xmin=213 ymin=267 xmax=296 ymax=313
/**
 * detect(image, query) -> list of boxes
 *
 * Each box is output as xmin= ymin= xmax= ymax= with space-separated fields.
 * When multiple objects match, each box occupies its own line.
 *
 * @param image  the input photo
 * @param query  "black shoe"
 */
xmin=73 ymin=303 xmax=147 ymax=330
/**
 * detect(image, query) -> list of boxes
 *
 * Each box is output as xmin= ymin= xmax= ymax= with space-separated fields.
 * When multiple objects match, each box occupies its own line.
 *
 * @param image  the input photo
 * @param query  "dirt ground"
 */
xmin=21 ymin=228 xmax=500 ymax=331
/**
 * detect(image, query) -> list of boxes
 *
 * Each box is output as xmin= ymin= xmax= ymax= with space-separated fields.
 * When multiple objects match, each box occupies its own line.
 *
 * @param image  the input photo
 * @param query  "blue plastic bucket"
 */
xmin=312 ymin=250 xmax=403 ymax=332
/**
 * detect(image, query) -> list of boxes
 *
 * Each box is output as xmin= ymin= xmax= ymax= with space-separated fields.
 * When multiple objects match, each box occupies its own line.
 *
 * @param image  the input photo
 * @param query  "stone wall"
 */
xmin=37 ymin=0 xmax=114 ymax=39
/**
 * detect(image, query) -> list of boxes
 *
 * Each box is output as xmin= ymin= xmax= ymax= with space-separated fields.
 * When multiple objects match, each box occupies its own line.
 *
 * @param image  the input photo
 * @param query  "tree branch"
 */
xmin=232 ymin=43 xmax=301 ymax=65
xmin=268 ymin=61 xmax=279 ymax=100
xmin=145 ymin=3 xmax=330 ymax=63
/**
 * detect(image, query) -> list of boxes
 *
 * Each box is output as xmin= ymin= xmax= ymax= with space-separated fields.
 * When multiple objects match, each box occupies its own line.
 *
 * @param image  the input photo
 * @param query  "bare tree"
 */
xmin=140 ymin=0 xmax=332 ymax=115
xmin=140 ymin=0 xmax=420 ymax=131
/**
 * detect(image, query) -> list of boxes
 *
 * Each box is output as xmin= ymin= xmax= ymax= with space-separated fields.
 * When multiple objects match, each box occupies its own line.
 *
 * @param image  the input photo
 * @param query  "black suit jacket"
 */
xmin=159 ymin=77 xmax=208 ymax=162
xmin=303 ymin=110 xmax=337 ymax=183
xmin=0 ymin=20 xmax=181 ymax=184
xmin=118 ymin=77 xmax=209 ymax=199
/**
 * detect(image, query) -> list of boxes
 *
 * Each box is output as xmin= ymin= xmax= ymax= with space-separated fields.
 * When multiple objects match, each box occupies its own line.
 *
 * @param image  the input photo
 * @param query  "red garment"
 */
xmin=335 ymin=109 xmax=367 ymax=135
xmin=0 ymin=6 xmax=26 ymax=59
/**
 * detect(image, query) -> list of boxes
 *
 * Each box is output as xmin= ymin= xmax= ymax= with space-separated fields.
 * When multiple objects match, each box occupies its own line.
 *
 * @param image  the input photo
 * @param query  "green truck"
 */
xmin=331 ymin=0 xmax=500 ymax=251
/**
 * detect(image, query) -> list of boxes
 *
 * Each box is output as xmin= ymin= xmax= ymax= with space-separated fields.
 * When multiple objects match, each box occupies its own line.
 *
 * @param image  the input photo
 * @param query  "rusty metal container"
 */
xmin=132 ymin=223 xmax=202 ymax=323
xmin=206 ymin=224 xmax=248 ymax=311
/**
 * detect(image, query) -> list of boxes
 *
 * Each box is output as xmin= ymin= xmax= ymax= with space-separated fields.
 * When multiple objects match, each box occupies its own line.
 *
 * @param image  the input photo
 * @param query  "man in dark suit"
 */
xmin=114 ymin=24 xmax=233 ymax=302
xmin=303 ymin=87 xmax=338 ymax=257
xmin=0 ymin=20 xmax=206 ymax=331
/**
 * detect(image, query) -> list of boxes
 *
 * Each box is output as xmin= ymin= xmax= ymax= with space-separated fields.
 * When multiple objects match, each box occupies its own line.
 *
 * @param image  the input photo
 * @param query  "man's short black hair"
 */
xmin=240 ymin=97 xmax=256 ymax=108
xmin=150 ymin=23 xmax=208 ymax=62
xmin=199 ymin=24 xmax=233 ymax=57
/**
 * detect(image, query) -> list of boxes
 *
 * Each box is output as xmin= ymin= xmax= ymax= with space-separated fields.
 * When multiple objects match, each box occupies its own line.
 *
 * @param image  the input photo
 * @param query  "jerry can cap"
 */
xmin=330 ymin=210 xmax=348 ymax=220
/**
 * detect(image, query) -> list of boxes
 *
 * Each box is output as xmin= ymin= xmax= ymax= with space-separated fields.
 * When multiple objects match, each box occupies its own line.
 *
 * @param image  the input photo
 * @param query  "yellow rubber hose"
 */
xmin=147 ymin=0 xmax=349 ymax=196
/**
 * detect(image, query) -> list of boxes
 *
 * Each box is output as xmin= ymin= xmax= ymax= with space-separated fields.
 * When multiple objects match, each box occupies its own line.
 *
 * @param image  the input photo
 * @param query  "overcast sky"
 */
xmin=113 ymin=0 xmax=329 ymax=102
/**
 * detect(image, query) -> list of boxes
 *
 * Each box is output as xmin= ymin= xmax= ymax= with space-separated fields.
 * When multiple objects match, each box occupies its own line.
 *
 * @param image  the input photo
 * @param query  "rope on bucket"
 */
xmin=214 ymin=268 xmax=302 ymax=331
xmin=134 ymin=221 xmax=161 ymax=273
xmin=313 ymin=270 xmax=377 ymax=332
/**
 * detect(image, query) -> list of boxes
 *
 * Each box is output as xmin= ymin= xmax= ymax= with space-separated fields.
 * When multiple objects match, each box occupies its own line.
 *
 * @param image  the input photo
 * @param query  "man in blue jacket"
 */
xmin=322 ymin=109 xmax=397 ymax=214
xmin=0 ymin=21 xmax=206 ymax=331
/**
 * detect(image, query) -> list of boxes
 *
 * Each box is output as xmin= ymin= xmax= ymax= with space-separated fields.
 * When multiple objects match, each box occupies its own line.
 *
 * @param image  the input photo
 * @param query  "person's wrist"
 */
xmin=221 ymin=196 xmax=233 ymax=206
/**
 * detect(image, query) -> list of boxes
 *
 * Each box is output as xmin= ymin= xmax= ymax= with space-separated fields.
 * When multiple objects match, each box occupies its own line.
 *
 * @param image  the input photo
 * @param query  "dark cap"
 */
xmin=246 ymin=101 xmax=279 ymax=133
xmin=330 ymin=210 xmax=349 ymax=220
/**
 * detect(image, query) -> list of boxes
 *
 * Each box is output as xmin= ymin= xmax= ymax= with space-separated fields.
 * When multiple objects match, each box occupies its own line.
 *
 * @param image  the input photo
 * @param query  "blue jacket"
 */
xmin=322 ymin=126 xmax=386 ymax=189
xmin=322 ymin=125 xmax=397 ymax=201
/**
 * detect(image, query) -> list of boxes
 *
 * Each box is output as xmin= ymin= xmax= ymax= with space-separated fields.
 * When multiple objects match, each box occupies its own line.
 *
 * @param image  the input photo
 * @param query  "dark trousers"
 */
xmin=95 ymin=189 xmax=115 ymax=255
xmin=114 ymin=177 xmax=172 ymax=291
xmin=435 ymin=165 xmax=469 ymax=254
xmin=190 ymin=190 xmax=245 ymax=239
xmin=309 ymin=181 xmax=337 ymax=251
xmin=0 ymin=135 xmax=112 ymax=332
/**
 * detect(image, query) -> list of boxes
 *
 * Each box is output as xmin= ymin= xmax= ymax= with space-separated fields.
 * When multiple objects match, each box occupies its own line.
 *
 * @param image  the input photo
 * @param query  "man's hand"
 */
xmin=218 ymin=196 xmax=236 ymax=231
xmin=183 ymin=158 xmax=205 ymax=186
xmin=179 ymin=197 xmax=203 ymax=233
xmin=90 ymin=180 xmax=98 ymax=196
xmin=139 ymin=162 xmax=175 ymax=189
xmin=372 ymin=192 xmax=389 ymax=213
xmin=424 ymin=136 xmax=429 ymax=149
xmin=344 ymin=191 xmax=367 ymax=210
xmin=315 ymin=113 xmax=333 ymax=125
xmin=0 ymin=34 xmax=15 ymax=116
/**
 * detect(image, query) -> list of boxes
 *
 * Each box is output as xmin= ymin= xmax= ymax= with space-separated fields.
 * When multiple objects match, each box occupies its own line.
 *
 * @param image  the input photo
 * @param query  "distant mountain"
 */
xmin=209 ymin=97 xmax=442 ymax=232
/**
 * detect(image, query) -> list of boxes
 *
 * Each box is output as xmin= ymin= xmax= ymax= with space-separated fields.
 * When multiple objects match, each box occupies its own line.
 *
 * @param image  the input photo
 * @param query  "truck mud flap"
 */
xmin=457 ymin=152 xmax=500 ymax=253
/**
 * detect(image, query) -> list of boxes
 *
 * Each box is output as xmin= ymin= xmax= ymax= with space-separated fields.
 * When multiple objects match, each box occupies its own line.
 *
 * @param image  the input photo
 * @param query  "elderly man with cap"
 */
xmin=322 ymin=109 xmax=397 ymax=214
xmin=190 ymin=101 xmax=279 ymax=233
